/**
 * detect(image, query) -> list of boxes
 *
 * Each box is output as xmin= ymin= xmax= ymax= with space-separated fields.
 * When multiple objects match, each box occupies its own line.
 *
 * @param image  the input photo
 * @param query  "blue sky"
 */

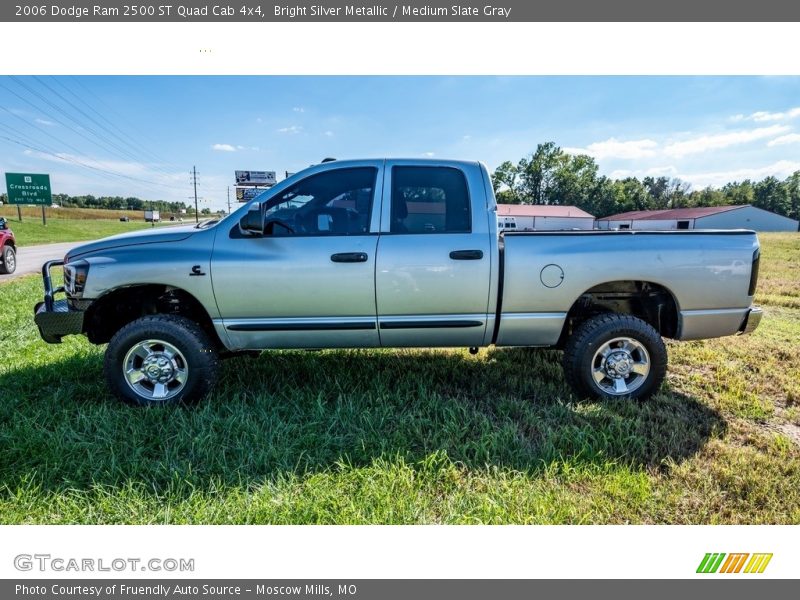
xmin=1 ymin=76 xmax=799 ymax=211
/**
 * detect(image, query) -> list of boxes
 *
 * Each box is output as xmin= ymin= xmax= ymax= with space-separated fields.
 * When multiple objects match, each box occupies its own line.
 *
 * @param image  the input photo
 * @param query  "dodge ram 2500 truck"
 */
xmin=33 ymin=159 xmax=763 ymax=406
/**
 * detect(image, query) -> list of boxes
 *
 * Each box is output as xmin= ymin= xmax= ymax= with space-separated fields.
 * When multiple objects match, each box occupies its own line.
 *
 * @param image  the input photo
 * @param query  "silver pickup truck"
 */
xmin=33 ymin=158 xmax=763 ymax=406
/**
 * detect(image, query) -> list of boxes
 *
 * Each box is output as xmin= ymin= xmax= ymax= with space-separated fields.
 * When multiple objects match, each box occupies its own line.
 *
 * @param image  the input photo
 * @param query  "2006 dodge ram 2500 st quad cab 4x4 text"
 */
xmin=33 ymin=159 xmax=763 ymax=406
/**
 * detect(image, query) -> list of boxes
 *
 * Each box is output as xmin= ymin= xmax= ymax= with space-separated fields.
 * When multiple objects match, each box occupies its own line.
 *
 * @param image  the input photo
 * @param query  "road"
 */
xmin=0 ymin=241 xmax=83 ymax=282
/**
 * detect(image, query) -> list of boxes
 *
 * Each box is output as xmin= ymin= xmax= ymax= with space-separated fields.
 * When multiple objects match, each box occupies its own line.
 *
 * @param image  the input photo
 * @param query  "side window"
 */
xmin=263 ymin=167 xmax=376 ymax=236
xmin=390 ymin=167 xmax=471 ymax=234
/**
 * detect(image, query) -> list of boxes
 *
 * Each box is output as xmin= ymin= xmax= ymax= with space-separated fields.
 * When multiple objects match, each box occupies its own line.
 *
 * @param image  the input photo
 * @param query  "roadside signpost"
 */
xmin=4 ymin=172 xmax=53 ymax=225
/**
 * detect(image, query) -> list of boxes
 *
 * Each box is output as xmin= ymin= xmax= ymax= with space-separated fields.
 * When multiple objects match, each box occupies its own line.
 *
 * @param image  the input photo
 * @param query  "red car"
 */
xmin=0 ymin=217 xmax=17 ymax=274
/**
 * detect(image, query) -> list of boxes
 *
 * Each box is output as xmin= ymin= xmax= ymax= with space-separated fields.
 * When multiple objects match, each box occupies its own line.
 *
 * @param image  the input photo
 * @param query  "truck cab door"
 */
xmin=211 ymin=163 xmax=383 ymax=350
xmin=375 ymin=162 xmax=493 ymax=347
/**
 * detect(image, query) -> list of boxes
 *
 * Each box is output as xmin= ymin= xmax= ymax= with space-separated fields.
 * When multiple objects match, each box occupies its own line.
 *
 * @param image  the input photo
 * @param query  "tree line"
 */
xmin=0 ymin=192 xmax=191 ymax=214
xmin=491 ymin=142 xmax=800 ymax=221
xmin=51 ymin=194 xmax=191 ymax=214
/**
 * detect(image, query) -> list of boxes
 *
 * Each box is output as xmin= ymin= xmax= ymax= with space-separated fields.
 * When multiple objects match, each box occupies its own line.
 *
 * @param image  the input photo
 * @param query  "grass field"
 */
xmin=0 ymin=233 xmax=798 ymax=524
xmin=0 ymin=218 xmax=177 ymax=246
xmin=0 ymin=207 xmax=184 ymax=245
xmin=2 ymin=205 xmax=179 ymax=221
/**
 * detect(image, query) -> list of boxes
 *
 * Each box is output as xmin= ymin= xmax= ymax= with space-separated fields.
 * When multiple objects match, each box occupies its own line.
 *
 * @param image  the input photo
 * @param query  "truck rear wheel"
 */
xmin=103 ymin=314 xmax=220 ymax=406
xmin=562 ymin=313 xmax=667 ymax=401
xmin=0 ymin=245 xmax=16 ymax=274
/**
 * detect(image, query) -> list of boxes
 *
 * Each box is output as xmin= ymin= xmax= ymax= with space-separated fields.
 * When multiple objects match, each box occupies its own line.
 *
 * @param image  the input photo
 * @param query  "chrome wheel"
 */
xmin=5 ymin=251 xmax=15 ymax=271
xmin=123 ymin=339 xmax=188 ymax=401
xmin=591 ymin=336 xmax=650 ymax=396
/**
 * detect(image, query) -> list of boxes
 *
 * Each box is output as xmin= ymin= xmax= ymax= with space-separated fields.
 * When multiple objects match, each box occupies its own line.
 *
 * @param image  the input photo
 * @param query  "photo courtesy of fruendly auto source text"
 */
xmin=0 ymin=1 xmax=799 ymax=596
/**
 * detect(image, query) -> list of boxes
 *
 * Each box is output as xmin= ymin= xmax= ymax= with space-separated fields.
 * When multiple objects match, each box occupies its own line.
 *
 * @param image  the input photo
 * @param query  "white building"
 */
xmin=496 ymin=204 xmax=595 ymax=231
xmin=596 ymin=205 xmax=798 ymax=232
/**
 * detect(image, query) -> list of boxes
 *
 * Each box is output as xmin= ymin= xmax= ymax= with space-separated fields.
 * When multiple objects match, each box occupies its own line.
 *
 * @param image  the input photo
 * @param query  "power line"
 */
xmin=0 ymin=77 xmax=204 ymax=206
xmin=34 ymin=76 xmax=180 ymax=179
xmin=0 ymin=105 xmax=186 ymax=194
xmin=48 ymin=77 xmax=176 ymax=168
xmin=9 ymin=76 xmax=177 ymax=180
xmin=67 ymin=76 xmax=186 ymax=173
xmin=0 ymin=120 xmax=133 ymax=192
xmin=0 ymin=103 xmax=105 ymax=164
xmin=191 ymin=166 xmax=199 ymax=223
xmin=1 ymin=81 xmax=180 ymax=191
xmin=0 ymin=128 xmax=187 ymax=193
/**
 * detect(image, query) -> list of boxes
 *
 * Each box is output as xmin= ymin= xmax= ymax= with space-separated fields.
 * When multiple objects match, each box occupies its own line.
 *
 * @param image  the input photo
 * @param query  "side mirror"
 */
xmin=238 ymin=203 xmax=264 ymax=235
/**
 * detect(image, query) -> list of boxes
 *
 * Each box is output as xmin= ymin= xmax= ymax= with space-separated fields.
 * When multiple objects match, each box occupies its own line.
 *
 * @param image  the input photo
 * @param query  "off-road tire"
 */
xmin=562 ymin=313 xmax=667 ymax=400
xmin=0 ymin=244 xmax=16 ymax=274
xmin=104 ymin=314 xmax=220 ymax=407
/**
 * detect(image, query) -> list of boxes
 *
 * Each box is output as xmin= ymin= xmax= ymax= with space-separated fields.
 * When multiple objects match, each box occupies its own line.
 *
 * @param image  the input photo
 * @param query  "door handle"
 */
xmin=449 ymin=249 xmax=484 ymax=260
xmin=331 ymin=252 xmax=368 ymax=263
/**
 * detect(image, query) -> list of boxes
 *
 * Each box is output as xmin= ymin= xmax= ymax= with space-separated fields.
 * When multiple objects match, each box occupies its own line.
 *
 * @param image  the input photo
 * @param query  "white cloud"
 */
xmin=277 ymin=125 xmax=302 ymax=134
xmin=292 ymin=107 xmax=305 ymax=113
xmin=767 ymin=133 xmax=800 ymax=147
xmin=462 ymin=135 xmax=472 ymax=142
xmin=34 ymin=118 xmax=54 ymax=126
xmin=663 ymin=125 xmax=790 ymax=158
xmin=644 ymin=165 xmax=679 ymax=176
xmin=422 ymin=152 xmax=435 ymax=157
xmin=211 ymin=143 xmax=236 ymax=152
xmin=737 ymin=106 xmax=800 ymax=122
xmin=564 ymin=137 xmax=658 ymax=160
xmin=678 ymin=160 xmax=800 ymax=188
xmin=610 ymin=165 xmax=678 ymax=179
xmin=323 ymin=131 xmax=334 ymax=137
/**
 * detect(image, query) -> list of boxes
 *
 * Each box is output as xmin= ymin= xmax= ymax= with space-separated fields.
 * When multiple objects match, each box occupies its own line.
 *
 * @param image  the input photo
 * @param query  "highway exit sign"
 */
xmin=4 ymin=172 xmax=52 ymax=205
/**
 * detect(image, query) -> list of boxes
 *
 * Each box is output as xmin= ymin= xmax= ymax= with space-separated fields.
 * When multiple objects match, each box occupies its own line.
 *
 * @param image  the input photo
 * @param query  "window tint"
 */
xmin=391 ymin=167 xmax=471 ymax=234
xmin=262 ymin=167 xmax=376 ymax=236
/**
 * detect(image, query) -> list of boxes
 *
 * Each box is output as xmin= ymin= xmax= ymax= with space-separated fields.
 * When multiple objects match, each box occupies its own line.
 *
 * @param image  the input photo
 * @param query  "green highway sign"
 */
xmin=4 ymin=172 xmax=52 ymax=206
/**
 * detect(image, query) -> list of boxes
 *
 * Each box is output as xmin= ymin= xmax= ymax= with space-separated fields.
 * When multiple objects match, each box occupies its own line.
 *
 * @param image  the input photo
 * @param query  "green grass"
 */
xmin=0 ymin=217 xmax=176 ymax=246
xmin=1 ymin=234 xmax=799 ymax=524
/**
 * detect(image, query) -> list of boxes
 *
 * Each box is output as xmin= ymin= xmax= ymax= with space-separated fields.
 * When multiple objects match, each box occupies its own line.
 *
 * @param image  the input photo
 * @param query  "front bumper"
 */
xmin=33 ymin=259 xmax=85 ymax=344
xmin=739 ymin=306 xmax=763 ymax=335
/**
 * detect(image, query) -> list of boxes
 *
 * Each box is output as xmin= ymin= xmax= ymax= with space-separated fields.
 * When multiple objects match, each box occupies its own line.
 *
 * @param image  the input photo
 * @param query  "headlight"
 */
xmin=63 ymin=259 xmax=90 ymax=298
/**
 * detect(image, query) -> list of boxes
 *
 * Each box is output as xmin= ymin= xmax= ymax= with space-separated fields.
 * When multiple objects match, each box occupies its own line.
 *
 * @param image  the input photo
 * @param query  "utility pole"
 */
xmin=191 ymin=166 xmax=199 ymax=223
xmin=227 ymin=186 xmax=231 ymax=215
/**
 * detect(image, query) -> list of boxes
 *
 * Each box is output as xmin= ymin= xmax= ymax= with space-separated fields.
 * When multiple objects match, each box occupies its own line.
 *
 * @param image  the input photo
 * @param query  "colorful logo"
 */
xmin=697 ymin=553 xmax=773 ymax=574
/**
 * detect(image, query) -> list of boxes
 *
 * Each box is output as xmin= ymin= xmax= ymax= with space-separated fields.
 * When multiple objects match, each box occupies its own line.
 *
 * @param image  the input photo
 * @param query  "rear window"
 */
xmin=390 ymin=166 xmax=471 ymax=234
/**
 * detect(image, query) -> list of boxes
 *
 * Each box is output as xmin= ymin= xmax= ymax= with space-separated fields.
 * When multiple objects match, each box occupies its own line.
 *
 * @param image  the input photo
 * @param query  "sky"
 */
xmin=1 ymin=76 xmax=799 ymax=212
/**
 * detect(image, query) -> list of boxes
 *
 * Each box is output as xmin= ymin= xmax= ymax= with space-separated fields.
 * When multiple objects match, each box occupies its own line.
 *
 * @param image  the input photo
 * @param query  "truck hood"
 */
xmin=65 ymin=225 xmax=198 ymax=261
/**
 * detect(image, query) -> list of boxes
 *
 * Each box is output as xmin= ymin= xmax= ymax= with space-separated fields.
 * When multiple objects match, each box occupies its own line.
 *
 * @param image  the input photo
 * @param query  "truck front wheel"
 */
xmin=103 ymin=314 xmax=220 ymax=406
xmin=562 ymin=313 xmax=667 ymax=401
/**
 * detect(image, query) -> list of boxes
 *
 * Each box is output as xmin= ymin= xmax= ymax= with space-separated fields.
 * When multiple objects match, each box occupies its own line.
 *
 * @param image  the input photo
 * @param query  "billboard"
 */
xmin=235 ymin=187 xmax=268 ymax=202
xmin=235 ymin=170 xmax=276 ymax=186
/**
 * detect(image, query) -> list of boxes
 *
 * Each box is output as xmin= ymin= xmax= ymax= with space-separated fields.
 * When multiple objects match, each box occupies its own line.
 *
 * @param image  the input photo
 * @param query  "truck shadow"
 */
xmin=0 ymin=347 xmax=725 ymax=500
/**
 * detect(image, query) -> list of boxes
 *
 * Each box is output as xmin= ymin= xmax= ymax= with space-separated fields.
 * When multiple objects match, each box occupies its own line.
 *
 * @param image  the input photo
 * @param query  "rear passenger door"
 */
xmin=375 ymin=163 xmax=492 ymax=347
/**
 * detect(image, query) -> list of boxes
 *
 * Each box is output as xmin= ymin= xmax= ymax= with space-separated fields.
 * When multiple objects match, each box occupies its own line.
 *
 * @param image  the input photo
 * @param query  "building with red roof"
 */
xmin=596 ymin=204 xmax=798 ymax=232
